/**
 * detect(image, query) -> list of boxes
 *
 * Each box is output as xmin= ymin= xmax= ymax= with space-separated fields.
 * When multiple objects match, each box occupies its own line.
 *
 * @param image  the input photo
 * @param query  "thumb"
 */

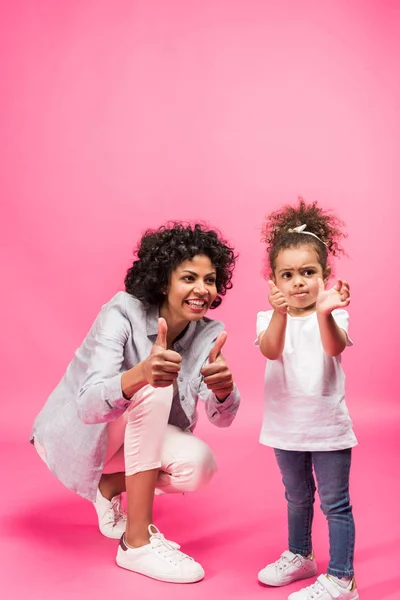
xmin=155 ymin=318 xmax=168 ymax=350
xmin=209 ymin=331 xmax=227 ymax=363
xmin=268 ymin=280 xmax=277 ymax=292
xmin=317 ymin=278 xmax=325 ymax=293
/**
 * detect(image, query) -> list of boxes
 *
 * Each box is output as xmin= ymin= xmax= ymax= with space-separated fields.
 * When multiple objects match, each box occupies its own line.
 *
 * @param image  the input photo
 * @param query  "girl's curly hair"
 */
xmin=125 ymin=222 xmax=237 ymax=309
xmin=262 ymin=197 xmax=346 ymax=277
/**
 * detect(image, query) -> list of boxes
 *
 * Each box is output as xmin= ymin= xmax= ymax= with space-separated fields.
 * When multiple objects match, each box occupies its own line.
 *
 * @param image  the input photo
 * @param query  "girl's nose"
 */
xmin=293 ymin=275 xmax=305 ymax=286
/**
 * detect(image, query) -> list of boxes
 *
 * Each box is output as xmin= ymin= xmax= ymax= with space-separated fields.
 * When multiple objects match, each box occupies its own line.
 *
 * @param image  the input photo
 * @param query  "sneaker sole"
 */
xmin=258 ymin=566 xmax=318 ymax=587
xmin=116 ymin=555 xmax=205 ymax=584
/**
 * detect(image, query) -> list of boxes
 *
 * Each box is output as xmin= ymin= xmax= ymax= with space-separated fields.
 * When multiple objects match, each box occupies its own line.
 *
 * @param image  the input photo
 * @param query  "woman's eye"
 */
xmin=183 ymin=276 xmax=194 ymax=282
xmin=206 ymin=278 xmax=216 ymax=285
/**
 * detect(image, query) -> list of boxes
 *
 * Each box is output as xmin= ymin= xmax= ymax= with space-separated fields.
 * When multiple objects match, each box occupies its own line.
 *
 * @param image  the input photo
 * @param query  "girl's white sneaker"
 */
xmin=116 ymin=525 xmax=205 ymax=583
xmin=288 ymin=574 xmax=359 ymax=599
xmin=258 ymin=550 xmax=317 ymax=586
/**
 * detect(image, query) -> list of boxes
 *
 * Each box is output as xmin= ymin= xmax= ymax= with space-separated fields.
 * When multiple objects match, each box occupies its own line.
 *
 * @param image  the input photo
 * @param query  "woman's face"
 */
xmin=161 ymin=254 xmax=218 ymax=325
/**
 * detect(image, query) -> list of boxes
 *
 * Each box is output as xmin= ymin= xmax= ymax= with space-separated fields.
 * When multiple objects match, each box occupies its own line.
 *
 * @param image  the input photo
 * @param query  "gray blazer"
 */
xmin=31 ymin=292 xmax=240 ymax=500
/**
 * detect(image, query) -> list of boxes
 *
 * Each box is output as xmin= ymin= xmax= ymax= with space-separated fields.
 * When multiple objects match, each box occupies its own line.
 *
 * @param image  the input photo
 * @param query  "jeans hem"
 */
xmin=327 ymin=568 xmax=354 ymax=578
xmin=289 ymin=546 xmax=312 ymax=557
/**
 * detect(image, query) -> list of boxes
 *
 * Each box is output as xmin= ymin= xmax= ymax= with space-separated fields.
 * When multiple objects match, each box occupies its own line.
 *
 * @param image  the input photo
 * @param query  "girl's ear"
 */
xmin=323 ymin=265 xmax=331 ymax=283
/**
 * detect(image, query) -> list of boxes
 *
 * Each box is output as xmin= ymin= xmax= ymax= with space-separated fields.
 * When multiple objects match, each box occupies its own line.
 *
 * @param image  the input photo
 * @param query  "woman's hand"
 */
xmin=268 ymin=280 xmax=288 ymax=314
xmin=201 ymin=332 xmax=234 ymax=401
xmin=142 ymin=318 xmax=182 ymax=387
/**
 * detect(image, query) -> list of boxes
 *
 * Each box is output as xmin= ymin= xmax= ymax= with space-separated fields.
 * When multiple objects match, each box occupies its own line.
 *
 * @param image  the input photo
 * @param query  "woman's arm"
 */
xmin=77 ymin=310 xmax=181 ymax=424
xmin=200 ymin=332 xmax=240 ymax=428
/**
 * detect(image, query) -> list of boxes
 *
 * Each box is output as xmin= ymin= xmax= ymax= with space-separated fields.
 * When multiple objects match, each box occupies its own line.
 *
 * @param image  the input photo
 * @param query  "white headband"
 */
xmin=287 ymin=224 xmax=327 ymax=246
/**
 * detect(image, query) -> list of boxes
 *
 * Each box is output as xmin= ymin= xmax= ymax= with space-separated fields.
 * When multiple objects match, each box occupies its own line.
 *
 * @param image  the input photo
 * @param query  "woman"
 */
xmin=31 ymin=222 xmax=240 ymax=584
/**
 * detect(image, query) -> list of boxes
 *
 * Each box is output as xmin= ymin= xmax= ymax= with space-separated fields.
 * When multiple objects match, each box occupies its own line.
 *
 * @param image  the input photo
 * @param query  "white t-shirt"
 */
xmin=256 ymin=309 xmax=357 ymax=451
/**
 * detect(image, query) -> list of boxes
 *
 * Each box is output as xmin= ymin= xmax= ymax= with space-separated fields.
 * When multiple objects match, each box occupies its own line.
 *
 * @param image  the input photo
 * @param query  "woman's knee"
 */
xmin=181 ymin=444 xmax=217 ymax=492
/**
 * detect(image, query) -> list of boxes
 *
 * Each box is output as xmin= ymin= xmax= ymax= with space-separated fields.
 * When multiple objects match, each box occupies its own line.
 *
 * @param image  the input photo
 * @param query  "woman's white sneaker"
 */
xmin=93 ymin=488 xmax=127 ymax=539
xmin=258 ymin=550 xmax=317 ymax=586
xmin=116 ymin=524 xmax=205 ymax=583
xmin=288 ymin=574 xmax=359 ymax=599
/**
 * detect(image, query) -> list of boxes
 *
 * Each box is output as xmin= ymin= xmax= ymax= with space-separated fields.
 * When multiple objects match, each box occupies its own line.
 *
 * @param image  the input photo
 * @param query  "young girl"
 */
xmin=256 ymin=199 xmax=358 ymax=600
xmin=31 ymin=222 xmax=240 ymax=584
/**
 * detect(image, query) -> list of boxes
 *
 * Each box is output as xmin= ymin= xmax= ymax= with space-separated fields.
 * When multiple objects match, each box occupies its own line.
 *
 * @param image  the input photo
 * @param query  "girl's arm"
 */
xmin=258 ymin=280 xmax=289 ymax=359
xmin=316 ymin=278 xmax=351 ymax=357
xmin=259 ymin=311 xmax=287 ymax=359
xmin=317 ymin=313 xmax=348 ymax=357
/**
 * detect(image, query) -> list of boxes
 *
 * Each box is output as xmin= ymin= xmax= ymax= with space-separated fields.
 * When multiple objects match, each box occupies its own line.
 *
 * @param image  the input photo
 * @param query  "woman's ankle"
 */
xmin=125 ymin=525 xmax=152 ymax=548
xmin=99 ymin=473 xmax=124 ymax=500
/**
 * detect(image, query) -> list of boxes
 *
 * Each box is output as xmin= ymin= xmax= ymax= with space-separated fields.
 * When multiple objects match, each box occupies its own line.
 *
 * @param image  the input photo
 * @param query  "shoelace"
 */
xmin=110 ymin=495 xmax=127 ymax=526
xmin=274 ymin=553 xmax=292 ymax=572
xmin=304 ymin=579 xmax=326 ymax=599
xmin=150 ymin=531 xmax=192 ymax=565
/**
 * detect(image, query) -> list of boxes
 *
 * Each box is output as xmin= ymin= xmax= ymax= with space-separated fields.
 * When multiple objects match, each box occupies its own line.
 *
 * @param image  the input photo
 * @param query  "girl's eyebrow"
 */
xmin=277 ymin=264 xmax=318 ymax=274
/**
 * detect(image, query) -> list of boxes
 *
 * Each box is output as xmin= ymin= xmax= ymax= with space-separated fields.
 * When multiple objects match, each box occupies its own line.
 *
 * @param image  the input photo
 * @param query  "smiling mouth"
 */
xmin=185 ymin=299 xmax=207 ymax=309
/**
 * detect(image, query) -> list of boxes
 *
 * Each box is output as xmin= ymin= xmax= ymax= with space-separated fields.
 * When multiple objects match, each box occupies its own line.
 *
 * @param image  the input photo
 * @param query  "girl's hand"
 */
xmin=142 ymin=318 xmax=182 ymax=387
xmin=268 ymin=280 xmax=289 ymax=314
xmin=201 ymin=332 xmax=234 ymax=400
xmin=316 ymin=278 xmax=350 ymax=316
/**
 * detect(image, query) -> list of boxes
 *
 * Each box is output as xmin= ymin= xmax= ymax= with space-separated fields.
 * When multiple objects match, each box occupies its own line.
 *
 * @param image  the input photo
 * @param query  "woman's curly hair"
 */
xmin=125 ymin=222 xmax=237 ymax=309
xmin=262 ymin=197 xmax=346 ymax=277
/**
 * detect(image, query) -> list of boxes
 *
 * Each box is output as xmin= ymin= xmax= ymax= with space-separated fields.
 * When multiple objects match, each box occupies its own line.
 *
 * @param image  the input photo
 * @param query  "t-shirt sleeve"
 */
xmin=332 ymin=309 xmax=353 ymax=346
xmin=255 ymin=310 xmax=273 ymax=345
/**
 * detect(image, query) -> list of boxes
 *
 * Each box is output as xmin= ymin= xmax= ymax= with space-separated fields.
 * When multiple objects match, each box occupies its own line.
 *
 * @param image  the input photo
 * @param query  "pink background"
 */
xmin=1 ymin=1 xmax=399 ymax=599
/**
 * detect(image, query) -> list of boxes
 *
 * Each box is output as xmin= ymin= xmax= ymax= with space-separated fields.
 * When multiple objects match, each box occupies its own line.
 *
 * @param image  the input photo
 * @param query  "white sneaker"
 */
xmin=116 ymin=524 xmax=205 ymax=583
xmin=258 ymin=550 xmax=317 ymax=586
xmin=93 ymin=488 xmax=127 ymax=539
xmin=288 ymin=574 xmax=359 ymax=599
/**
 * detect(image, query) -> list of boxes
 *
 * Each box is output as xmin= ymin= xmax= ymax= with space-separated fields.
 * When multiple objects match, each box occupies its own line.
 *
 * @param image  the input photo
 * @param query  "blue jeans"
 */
xmin=274 ymin=448 xmax=355 ymax=578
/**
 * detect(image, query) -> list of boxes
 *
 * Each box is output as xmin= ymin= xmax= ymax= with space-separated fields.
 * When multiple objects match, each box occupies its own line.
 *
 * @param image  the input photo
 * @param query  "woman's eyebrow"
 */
xmin=181 ymin=269 xmax=217 ymax=276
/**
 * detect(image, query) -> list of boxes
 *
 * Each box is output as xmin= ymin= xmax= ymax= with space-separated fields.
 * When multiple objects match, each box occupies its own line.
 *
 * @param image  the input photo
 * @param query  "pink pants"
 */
xmin=101 ymin=384 xmax=217 ymax=493
xmin=34 ymin=385 xmax=217 ymax=494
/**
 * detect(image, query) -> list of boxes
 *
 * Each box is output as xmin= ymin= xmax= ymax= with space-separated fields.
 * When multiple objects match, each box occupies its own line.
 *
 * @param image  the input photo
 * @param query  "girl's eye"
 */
xmin=303 ymin=270 xmax=316 ymax=276
xmin=282 ymin=272 xmax=292 ymax=279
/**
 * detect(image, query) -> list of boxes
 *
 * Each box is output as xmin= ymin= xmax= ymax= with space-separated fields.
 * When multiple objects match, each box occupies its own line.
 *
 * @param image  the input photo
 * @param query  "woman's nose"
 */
xmin=194 ymin=283 xmax=207 ymax=295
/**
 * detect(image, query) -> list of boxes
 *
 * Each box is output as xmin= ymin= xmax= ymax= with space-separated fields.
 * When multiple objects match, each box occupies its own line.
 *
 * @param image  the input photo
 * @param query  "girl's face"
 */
xmin=161 ymin=254 xmax=218 ymax=326
xmin=273 ymin=245 xmax=326 ymax=316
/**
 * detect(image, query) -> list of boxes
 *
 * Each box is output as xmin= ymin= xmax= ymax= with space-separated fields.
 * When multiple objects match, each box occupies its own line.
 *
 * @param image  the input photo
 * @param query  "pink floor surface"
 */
xmin=1 ymin=402 xmax=399 ymax=600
